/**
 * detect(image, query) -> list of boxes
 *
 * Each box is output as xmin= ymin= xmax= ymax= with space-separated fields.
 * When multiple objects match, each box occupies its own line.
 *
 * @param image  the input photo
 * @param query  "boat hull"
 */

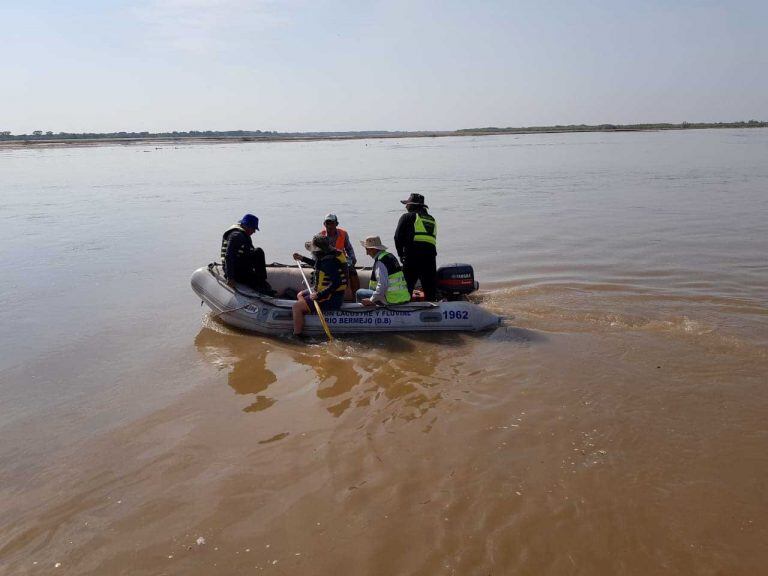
xmin=191 ymin=265 xmax=501 ymax=336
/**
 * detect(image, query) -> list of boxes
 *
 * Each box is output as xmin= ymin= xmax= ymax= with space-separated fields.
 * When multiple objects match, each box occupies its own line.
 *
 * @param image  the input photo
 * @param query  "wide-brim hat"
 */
xmin=400 ymin=193 xmax=427 ymax=207
xmin=360 ymin=235 xmax=387 ymax=251
xmin=307 ymin=234 xmax=334 ymax=253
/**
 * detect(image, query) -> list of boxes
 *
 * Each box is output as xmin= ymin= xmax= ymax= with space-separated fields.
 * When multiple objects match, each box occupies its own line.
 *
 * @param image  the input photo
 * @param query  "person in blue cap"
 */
xmin=220 ymin=214 xmax=275 ymax=296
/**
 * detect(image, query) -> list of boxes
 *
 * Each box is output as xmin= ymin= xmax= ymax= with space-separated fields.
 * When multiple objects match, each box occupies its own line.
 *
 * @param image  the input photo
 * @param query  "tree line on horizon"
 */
xmin=0 ymin=129 xmax=406 ymax=141
xmin=456 ymin=120 xmax=767 ymax=133
xmin=1 ymin=121 xmax=766 ymax=141
xmin=0 ymin=129 xmax=280 ymax=140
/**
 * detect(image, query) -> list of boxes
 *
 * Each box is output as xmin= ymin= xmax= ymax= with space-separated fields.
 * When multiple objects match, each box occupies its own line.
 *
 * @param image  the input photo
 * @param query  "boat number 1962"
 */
xmin=443 ymin=310 xmax=470 ymax=320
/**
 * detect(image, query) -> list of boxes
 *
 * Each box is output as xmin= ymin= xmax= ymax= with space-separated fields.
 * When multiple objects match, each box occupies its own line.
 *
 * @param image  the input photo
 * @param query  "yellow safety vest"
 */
xmin=414 ymin=213 xmax=437 ymax=246
xmin=368 ymin=251 xmax=410 ymax=304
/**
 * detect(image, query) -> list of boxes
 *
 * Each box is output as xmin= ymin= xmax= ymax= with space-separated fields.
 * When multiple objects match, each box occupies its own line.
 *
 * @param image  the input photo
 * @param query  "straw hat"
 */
xmin=306 ymin=234 xmax=334 ymax=253
xmin=360 ymin=235 xmax=387 ymax=251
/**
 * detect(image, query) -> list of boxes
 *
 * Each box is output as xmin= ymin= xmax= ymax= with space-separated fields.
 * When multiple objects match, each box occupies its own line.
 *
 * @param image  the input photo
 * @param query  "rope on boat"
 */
xmin=211 ymin=301 xmax=256 ymax=319
xmin=206 ymin=263 xmax=275 ymax=318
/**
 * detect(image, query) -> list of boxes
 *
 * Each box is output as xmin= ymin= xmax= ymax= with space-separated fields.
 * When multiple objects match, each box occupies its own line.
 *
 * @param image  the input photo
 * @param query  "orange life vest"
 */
xmin=320 ymin=227 xmax=348 ymax=252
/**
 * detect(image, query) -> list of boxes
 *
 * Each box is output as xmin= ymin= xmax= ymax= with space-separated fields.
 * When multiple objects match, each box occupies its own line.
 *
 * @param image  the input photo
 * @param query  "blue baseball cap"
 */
xmin=239 ymin=213 xmax=259 ymax=230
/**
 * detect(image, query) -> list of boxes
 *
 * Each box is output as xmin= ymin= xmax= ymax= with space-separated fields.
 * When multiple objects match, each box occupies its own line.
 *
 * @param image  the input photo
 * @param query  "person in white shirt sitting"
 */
xmin=356 ymin=236 xmax=411 ymax=306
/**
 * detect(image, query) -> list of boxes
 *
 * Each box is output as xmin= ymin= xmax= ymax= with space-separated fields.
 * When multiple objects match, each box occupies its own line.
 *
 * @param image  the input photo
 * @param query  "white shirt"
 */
xmin=370 ymin=258 xmax=389 ymax=304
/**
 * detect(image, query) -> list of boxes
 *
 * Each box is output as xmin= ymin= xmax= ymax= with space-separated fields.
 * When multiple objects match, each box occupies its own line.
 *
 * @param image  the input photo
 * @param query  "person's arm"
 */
xmin=315 ymin=258 xmax=341 ymax=299
xmin=370 ymin=261 xmax=389 ymax=304
xmin=394 ymin=213 xmax=413 ymax=260
xmin=344 ymin=234 xmax=357 ymax=266
xmin=292 ymin=252 xmax=315 ymax=267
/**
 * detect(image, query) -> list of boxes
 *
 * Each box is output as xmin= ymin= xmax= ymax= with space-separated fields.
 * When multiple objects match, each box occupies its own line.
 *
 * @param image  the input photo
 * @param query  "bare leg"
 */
xmin=292 ymin=297 xmax=310 ymax=335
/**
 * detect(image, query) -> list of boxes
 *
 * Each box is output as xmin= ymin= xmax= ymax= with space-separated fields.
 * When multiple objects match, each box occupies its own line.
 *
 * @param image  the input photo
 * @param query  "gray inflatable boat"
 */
xmin=191 ymin=263 xmax=502 ymax=336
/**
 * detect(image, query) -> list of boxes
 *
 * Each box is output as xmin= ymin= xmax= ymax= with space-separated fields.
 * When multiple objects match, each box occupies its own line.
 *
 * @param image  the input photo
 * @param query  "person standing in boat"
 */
xmin=291 ymin=235 xmax=347 ymax=336
xmin=319 ymin=213 xmax=360 ymax=296
xmin=221 ymin=214 xmax=275 ymax=296
xmin=394 ymin=193 xmax=438 ymax=301
xmin=356 ymin=236 xmax=411 ymax=306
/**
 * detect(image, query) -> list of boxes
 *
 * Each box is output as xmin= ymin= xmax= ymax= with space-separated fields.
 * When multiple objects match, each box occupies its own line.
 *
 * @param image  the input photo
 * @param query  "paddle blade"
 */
xmin=313 ymin=301 xmax=334 ymax=341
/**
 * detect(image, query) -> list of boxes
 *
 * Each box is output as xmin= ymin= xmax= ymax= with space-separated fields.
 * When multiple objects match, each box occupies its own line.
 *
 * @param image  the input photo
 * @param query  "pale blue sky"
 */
xmin=2 ymin=0 xmax=766 ymax=133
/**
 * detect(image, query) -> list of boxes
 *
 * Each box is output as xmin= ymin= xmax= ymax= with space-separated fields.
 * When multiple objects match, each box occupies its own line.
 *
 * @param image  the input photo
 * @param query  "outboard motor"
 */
xmin=436 ymin=263 xmax=478 ymax=300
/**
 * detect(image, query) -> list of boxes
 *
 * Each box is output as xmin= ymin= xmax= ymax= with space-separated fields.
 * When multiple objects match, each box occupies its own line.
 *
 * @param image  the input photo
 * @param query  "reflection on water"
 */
xmin=194 ymin=327 xmax=280 ymax=413
xmin=194 ymin=324 xmax=450 ymax=420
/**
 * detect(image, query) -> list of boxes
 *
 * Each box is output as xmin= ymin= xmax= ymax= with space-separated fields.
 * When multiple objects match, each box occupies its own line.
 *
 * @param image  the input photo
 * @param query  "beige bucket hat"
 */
xmin=305 ymin=234 xmax=333 ymax=253
xmin=360 ymin=235 xmax=387 ymax=251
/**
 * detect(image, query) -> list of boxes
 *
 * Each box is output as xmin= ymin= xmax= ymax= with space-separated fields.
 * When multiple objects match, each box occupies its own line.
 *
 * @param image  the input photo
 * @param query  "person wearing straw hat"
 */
xmin=394 ymin=193 xmax=437 ymax=301
xmin=356 ymin=236 xmax=410 ymax=306
xmin=291 ymin=234 xmax=347 ymax=336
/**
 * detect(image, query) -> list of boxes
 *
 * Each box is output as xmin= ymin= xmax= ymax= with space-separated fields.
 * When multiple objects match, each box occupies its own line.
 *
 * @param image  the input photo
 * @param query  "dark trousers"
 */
xmin=233 ymin=247 xmax=270 ymax=291
xmin=403 ymin=253 xmax=437 ymax=301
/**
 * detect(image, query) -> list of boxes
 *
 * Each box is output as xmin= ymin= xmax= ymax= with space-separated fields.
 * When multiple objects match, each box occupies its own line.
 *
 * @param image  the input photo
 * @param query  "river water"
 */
xmin=1 ymin=130 xmax=766 ymax=575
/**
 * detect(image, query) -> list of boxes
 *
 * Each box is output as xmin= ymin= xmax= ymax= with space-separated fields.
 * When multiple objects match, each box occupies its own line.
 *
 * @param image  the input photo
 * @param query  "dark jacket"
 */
xmin=299 ymin=252 xmax=347 ymax=301
xmin=223 ymin=228 xmax=261 ymax=281
xmin=394 ymin=208 xmax=437 ymax=261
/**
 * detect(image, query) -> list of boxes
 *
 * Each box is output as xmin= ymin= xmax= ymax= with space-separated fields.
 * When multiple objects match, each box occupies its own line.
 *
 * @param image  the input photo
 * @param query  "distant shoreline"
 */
xmin=1 ymin=122 xmax=766 ymax=150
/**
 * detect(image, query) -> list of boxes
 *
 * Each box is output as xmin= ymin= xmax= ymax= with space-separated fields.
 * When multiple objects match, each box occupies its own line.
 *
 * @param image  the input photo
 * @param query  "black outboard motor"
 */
xmin=436 ymin=263 xmax=478 ymax=300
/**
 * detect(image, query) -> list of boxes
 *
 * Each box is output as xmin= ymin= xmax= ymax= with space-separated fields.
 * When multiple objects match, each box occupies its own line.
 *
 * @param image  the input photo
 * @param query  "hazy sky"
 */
xmin=2 ymin=0 xmax=766 ymax=133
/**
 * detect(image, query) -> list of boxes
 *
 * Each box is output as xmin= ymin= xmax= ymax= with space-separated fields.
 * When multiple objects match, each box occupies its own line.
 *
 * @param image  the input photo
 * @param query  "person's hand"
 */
xmin=310 ymin=292 xmax=318 ymax=301
xmin=361 ymin=298 xmax=375 ymax=307
xmin=226 ymin=278 xmax=236 ymax=288
xmin=292 ymin=252 xmax=302 ymax=261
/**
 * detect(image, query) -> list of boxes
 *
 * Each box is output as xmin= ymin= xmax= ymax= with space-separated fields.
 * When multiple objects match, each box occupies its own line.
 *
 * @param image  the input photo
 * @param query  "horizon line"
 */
xmin=2 ymin=120 xmax=767 ymax=139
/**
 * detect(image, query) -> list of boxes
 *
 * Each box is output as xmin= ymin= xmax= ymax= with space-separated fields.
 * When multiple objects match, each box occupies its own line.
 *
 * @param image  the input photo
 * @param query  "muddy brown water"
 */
xmin=1 ymin=130 xmax=767 ymax=574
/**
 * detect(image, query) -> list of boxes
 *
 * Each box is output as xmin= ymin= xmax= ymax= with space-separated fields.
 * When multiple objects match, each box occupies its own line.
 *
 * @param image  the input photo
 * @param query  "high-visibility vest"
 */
xmin=369 ymin=251 xmax=410 ymax=304
xmin=320 ymin=227 xmax=349 ymax=264
xmin=414 ymin=213 xmax=437 ymax=246
xmin=221 ymin=225 xmax=248 ymax=272
xmin=315 ymin=253 xmax=348 ymax=300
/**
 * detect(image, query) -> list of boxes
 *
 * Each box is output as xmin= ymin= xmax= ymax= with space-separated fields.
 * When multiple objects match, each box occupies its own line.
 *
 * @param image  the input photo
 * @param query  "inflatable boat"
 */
xmin=191 ymin=262 xmax=502 ymax=336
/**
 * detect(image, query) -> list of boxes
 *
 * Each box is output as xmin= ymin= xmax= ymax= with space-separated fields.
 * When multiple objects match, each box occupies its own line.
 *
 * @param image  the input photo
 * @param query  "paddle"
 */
xmin=295 ymin=260 xmax=334 ymax=341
